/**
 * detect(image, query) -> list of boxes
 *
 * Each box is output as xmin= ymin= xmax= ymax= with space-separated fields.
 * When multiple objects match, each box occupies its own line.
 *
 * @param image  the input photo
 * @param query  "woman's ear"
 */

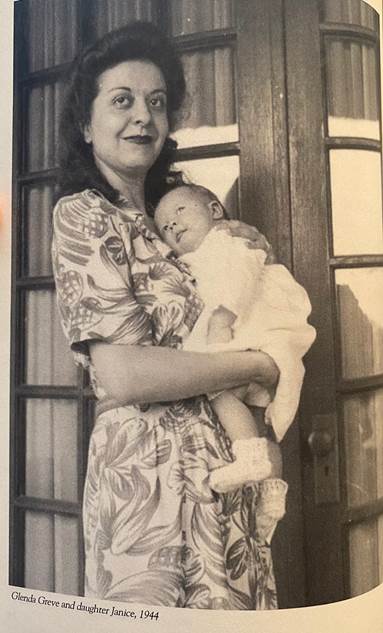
xmin=209 ymin=200 xmax=225 ymax=220
xmin=83 ymin=123 xmax=92 ymax=144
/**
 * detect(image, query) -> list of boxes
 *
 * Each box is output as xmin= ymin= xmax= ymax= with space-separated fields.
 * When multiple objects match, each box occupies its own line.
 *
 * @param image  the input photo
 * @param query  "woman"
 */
xmin=52 ymin=22 xmax=281 ymax=609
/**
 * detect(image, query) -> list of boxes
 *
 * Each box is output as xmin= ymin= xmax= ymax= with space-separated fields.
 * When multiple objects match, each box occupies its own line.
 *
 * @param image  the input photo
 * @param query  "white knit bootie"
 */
xmin=209 ymin=437 xmax=278 ymax=493
xmin=256 ymin=478 xmax=288 ymax=543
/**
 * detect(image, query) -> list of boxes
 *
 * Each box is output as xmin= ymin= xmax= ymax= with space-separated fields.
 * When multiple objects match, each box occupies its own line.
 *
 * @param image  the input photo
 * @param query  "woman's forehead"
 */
xmin=96 ymin=59 xmax=166 ymax=92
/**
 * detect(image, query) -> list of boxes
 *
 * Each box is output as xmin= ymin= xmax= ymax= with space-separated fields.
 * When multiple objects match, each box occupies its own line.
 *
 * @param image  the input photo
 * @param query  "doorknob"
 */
xmin=309 ymin=413 xmax=340 ymax=505
xmin=308 ymin=429 xmax=334 ymax=457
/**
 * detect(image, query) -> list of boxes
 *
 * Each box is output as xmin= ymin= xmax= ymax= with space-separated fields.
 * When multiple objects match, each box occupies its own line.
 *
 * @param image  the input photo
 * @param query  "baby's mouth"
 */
xmin=175 ymin=229 xmax=187 ymax=243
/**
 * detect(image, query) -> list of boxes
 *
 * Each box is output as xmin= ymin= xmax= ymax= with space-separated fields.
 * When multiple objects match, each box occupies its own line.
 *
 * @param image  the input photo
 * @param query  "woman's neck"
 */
xmin=95 ymin=157 xmax=146 ymax=211
xmin=120 ymin=178 xmax=146 ymax=211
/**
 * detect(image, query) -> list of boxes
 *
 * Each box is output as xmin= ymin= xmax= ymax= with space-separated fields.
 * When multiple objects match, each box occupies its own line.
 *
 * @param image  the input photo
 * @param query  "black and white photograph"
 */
xmin=3 ymin=0 xmax=383 ymax=629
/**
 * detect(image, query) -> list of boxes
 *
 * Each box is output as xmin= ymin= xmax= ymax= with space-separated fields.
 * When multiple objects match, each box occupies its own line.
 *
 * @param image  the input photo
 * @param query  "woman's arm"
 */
xmin=90 ymin=341 xmax=279 ymax=405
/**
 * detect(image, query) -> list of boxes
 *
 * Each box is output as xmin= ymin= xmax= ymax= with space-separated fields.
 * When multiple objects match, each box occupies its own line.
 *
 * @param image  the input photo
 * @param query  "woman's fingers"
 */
xmin=216 ymin=219 xmax=276 ymax=262
xmin=216 ymin=219 xmax=260 ymax=239
xmin=264 ymin=246 xmax=277 ymax=264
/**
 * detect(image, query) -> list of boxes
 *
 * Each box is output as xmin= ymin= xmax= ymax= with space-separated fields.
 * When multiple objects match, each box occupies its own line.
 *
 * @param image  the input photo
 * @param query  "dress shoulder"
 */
xmin=53 ymin=189 xmax=121 ymax=252
xmin=52 ymin=189 xmax=153 ymax=365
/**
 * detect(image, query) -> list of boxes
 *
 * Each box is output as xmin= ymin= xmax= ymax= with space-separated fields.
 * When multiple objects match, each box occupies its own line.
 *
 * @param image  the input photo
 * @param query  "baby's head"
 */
xmin=154 ymin=184 xmax=226 ymax=255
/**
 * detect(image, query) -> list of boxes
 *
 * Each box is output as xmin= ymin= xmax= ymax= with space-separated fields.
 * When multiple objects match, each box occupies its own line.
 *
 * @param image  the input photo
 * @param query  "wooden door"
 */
xmin=283 ymin=0 xmax=383 ymax=605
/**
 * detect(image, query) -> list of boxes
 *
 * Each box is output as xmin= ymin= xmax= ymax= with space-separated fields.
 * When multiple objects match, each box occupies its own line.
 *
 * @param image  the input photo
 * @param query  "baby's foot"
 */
xmin=209 ymin=437 xmax=273 ymax=493
xmin=256 ymin=478 xmax=288 ymax=542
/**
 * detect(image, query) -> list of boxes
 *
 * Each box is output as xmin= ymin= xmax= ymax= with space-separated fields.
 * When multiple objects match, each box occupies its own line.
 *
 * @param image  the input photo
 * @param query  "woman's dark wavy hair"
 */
xmin=57 ymin=21 xmax=186 ymax=210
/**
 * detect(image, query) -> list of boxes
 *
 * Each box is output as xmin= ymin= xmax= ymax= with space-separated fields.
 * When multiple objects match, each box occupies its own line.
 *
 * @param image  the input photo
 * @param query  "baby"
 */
xmin=154 ymin=184 xmax=316 ymax=538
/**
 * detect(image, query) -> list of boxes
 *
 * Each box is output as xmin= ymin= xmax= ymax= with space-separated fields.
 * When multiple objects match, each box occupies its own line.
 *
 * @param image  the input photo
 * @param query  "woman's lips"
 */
xmin=125 ymin=135 xmax=153 ymax=144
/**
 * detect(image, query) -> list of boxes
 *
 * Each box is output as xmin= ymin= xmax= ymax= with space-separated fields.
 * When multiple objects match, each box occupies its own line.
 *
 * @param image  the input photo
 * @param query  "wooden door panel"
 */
xmin=284 ymin=0 xmax=344 ymax=604
xmin=236 ymin=0 xmax=307 ymax=608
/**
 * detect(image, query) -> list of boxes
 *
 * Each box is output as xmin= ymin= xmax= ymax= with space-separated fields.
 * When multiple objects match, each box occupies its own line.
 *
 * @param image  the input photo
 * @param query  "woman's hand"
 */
xmin=215 ymin=220 xmax=276 ymax=264
xmin=251 ymin=351 xmax=280 ymax=387
xmin=89 ymin=342 xmax=279 ymax=406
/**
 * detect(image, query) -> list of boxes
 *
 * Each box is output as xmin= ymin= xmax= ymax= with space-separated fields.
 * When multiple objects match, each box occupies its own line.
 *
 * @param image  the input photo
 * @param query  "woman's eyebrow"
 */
xmin=107 ymin=87 xmax=167 ymax=94
xmin=107 ymin=86 xmax=132 ymax=93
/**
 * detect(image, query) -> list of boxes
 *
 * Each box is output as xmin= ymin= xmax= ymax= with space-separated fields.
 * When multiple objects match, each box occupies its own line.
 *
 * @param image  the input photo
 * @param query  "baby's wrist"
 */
xmin=210 ymin=305 xmax=237 ymax=327
xmin=207 ymin=312 xmax=234 ymax=343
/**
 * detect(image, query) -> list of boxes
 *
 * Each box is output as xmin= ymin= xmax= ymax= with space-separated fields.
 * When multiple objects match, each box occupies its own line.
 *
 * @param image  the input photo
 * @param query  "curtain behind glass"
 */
xmin=170 ymin=0 xmax=234 ymax=35
xmin=26 ymin=290 xmax=77 ymax=386
xmin=179 ymin=48 xmax=236 ymax=130
xmin=326 ymin=39 xmax=379 ymax=138
xmin=25 ymin=512 xmax=79 ymax=594
xmin=27 ymin=82 xmax=66 ymax=172
xmin=26 ymin=0 xmax=79 ymax=72
xmin=92 ymin=0 xmax=154 ymax=37
xmin=323 ymin=0 xmax=378 ymax=29
xmin=25 ymin=399 xmax=78 ymax=502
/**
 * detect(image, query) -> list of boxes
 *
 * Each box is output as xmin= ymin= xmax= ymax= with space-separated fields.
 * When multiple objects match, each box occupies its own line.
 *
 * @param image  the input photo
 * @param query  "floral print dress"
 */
xmin=51 ymin=188 xmax=278 ymax=610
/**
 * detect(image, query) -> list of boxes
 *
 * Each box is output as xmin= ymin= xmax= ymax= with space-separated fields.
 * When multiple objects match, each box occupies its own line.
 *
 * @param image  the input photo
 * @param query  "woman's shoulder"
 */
xmin=54 ymin=189 xmax=119 ymax=219
xmin=53 ymin=189 xmax=125 ymax=240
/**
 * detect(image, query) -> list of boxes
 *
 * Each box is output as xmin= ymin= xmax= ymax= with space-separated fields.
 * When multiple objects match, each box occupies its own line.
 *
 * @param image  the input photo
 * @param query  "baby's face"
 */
xmin=155 ymin=187 xmax=220 ymax=255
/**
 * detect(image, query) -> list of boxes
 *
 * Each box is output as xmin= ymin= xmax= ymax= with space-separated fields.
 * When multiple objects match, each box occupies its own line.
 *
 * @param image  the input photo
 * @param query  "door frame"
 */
xmin=236 ymin=0 xmax=310 ymax=608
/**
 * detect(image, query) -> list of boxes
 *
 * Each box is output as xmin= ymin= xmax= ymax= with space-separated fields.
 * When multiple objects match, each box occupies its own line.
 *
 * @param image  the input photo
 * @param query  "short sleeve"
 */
xmin=51 ymin=190 xmax=153 ymax=367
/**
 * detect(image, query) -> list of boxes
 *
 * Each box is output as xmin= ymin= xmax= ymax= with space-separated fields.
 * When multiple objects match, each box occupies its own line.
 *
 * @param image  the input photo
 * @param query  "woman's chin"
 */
xmin=121 ymin=143 xmax=160 ymax=169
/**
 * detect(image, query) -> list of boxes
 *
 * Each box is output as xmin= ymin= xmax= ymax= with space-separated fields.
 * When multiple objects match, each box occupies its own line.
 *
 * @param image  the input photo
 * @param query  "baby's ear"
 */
xmin=209 ymin=200 xmax=225 ymax=220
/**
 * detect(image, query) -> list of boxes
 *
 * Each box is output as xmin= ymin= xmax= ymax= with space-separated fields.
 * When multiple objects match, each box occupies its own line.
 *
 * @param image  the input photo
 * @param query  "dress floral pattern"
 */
xmin=51 ymin=188 xmax=277 ymax=610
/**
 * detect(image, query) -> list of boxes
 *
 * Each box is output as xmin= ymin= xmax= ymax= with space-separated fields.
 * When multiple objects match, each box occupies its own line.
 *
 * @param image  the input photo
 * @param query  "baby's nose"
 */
xmin=169 ymin=221 xmax=177 ymax=231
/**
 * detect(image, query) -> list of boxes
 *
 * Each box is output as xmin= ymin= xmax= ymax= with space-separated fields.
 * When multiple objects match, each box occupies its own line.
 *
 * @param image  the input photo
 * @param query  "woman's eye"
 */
xmin=150 ymin=95 xmax=167 ymax=110
xmin=113 ymin=94 xmax=132 ymax=108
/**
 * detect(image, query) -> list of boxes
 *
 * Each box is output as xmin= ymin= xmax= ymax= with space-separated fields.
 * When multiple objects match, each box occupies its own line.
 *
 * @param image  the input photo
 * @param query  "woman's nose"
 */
xmin=131 ymin=98 xmax=152 ymax=126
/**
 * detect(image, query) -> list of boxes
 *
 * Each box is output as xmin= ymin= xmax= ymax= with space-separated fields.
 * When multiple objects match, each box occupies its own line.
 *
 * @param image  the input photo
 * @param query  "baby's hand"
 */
xmin=215 ymin=220 xmax=276 ymax=264
xmin=207 ymin=306 xmax=236 ymax=345
xmin=207 ymin=325 xmax=233 ymax=345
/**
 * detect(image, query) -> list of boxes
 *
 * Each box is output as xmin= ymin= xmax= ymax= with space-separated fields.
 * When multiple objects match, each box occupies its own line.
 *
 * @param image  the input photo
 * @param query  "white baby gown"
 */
xmin=181 ymin=226 xmax=316 ymax=442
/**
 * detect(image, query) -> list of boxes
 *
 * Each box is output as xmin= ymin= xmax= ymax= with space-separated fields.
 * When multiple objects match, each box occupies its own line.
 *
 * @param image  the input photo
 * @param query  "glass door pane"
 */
xmin=24 ymin=184 xmax=56 ymax=277
xmin=26 ymin=399 xmax=79 ymax=502
xmin=25 ymin=290 xmax=78 ymax=386
xmin=325 ymin=39 xmax=380 ymax=138
xmin=323 ymin=0 xmax=379 ymax=30
xmin=170 ymin=0 xmax=234 ymax=35
xmin=176 ymin=47 xmax=237 ymax=134
xmin=343 ymin=389 xmax=383 ymax=507
xmin=349 ymin=516 xmax=383 ymax=597
xmin=25 ymin=511 xmax=79 ymax=594
xmin=336 ymin=268 xmax=383 ymax=379
xmin=26 ymin=81 xmax=66 ymax=172
xmin=175 ymin=155 xmax=240 ymax=217
xmin=26 ymin=0 xmax=79 ymax=72
xmin=92 ymin=0 xmax=155 ymax=37
xmin=329 ymin=150 xmax=383 ymax=255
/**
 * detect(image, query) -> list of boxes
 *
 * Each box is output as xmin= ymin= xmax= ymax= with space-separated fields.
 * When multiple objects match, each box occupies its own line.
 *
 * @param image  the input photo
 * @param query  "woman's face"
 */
xmin=84 ymin=60 xmax=169 ymax=182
